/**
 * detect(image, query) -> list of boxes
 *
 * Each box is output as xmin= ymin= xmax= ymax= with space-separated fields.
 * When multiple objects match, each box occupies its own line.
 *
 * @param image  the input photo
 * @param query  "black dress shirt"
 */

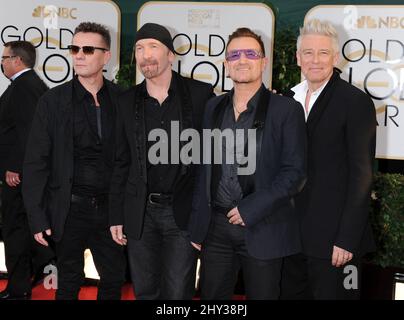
xmin=141 ymin=77 xmax=182 ymax=194
xmin=71 ymin=77 xmax=113 ymax=197
xmin=214 ymin=86 xmax=263 ymax=208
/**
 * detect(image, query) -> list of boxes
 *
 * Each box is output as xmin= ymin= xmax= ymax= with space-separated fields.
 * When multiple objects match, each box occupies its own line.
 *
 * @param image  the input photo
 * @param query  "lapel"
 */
xmin=238 ymin=88 xmax=271 ymax=193
xmin=306 ymin=69 xmax=340 ymax=136
xmin=60 ymin=81 xmax=74 ymax=158
xmin=212 ymin=93 xmax=229 ymax=130
xmin=205 ymin=93 xmax=229 ymax=202
xmin=251 ymin=88 xmax=271 ymax=169
xmin=103 ymin=80 xmax=117 ymax=144
xmin=134 ymin=84 xmax=148 ymax=184
xmin=173 ymin=71 xmax=194 ymax=177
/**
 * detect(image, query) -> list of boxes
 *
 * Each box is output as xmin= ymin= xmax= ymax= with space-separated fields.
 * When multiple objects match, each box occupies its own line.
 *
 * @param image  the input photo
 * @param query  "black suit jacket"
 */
xmin=286 ymin=69 xmax=376 ymax=258
xmin=109 ymin=71 xmax=214 ymax=239
xmin=0 ymin=70 xmax=48 ymax=180
xmin=189 ymin=88 xmax=307 ymax=260
xmin=22 ymin=78 xmax=122 ymax=241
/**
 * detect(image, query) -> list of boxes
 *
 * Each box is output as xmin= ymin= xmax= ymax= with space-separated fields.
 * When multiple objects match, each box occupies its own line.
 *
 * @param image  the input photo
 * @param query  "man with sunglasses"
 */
xmin=188 ymin=27 xmax=307 ymax=299
xmin=23 ymin=22 xmax=125 ymax=300
xmin=109 ymin=23 xmax=214 ymax=299
xmin=0 ymin=41 xmax=54 ymax=300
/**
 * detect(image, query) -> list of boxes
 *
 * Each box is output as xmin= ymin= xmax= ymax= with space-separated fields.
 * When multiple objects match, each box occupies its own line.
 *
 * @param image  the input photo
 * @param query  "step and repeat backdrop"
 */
xmin=0 ymin=1 xmax=403 ymax=159
xmin=0 ymin=0 xmax=120 ymax=94
xmin=306 ymin=5 xmax=404 ymax=160
xmin=137 ymin=1 xmax=274 ymax=94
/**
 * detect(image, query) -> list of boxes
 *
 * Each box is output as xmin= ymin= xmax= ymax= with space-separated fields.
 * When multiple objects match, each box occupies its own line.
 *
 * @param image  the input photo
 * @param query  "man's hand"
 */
xmin=34 ymin=229 xmax=52 ymax=247
xmin=191 ymin=242 xmax=202 ymax=251
xmin=227 ymin=207 xmax=245 ymax=226
xmin=5 ymin=171 xmax=20 ymax=187
xmin=110 ymin=225 xmax=127 ymax=246
xmin=332 ymin=245 xmax=353 ymax=267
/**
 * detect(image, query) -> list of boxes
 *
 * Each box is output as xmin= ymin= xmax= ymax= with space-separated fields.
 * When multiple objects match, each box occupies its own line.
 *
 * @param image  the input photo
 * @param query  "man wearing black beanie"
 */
xmin=134 ymin=23 xmax=175 ymax=53
xmin=109 ymin=23 xmax=214 ymax=299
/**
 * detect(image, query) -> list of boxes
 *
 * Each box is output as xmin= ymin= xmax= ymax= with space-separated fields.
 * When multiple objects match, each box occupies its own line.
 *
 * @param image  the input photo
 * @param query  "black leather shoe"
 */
xmin=0 ymin=290 xmax=31 ymax=300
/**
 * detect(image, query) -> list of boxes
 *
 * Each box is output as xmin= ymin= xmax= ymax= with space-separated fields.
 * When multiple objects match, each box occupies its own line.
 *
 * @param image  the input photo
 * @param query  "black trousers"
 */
xmin=280 ymin=253 xmax=362 ymax=300
xmin=200 ymin=212 xmax=283 ymax=300
xmin=55 ymin=198 xmax=126 ymax=300
xmin=1 ymin=185 xmax=54 ymax=295
xmin=127 ymin=202 xmax=198 ymax=300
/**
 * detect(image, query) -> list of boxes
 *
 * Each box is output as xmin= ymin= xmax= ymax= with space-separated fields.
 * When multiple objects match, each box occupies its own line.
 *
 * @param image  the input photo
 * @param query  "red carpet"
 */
xmin=0 ymin=279 xmax=135 ymax=300
xmin=0 ymin=279 xmax=244 ymax=300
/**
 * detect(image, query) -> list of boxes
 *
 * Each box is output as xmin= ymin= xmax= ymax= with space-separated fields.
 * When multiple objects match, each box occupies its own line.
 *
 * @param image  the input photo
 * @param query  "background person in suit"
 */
xmin=188 ymin=27 xmax=307 ymax=300
xmin=0 ymin=41 xmax=53 ymax=300
xmin=109 ymin=23 xmax=214 ymax=300
xmin=280 ymin=19 xmax=376 ymax=300
xmin=22 ymin=22 xmax=126 ymax=300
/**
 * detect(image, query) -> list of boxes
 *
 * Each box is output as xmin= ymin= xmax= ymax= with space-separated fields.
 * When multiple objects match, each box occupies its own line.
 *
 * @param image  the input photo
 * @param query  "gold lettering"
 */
xmin=379 ymin=16 xmax=389 ymax=28
xmin=391 ymin=17 xmax=399 ymax=28
xmin=70 ymin=8 xmax=77 ymax=19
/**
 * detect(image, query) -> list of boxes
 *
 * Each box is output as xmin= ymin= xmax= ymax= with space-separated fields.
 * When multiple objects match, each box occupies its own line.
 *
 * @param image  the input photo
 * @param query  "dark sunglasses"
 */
xmin=1 ymin=55 xmax=17 ymax=61
xmin=67 ymin=45 xmax=108 ymax=55
xmin=225 ymin=49 xmax=263 ymax=61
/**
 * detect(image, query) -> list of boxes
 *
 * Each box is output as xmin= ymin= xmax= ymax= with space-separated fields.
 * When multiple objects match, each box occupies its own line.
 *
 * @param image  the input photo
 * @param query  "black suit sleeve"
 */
xmin=22 ymin=96 xmax=52 ymax=234
xmin=334 ymin=93 xmax=376 ymax=253
xmin=238 ymin=101 xmax=307 ymax=228
xmin=7 ymin=84 xmax=39 ymax=174
xmin=109 ymin=100 xmax=131 ymax=227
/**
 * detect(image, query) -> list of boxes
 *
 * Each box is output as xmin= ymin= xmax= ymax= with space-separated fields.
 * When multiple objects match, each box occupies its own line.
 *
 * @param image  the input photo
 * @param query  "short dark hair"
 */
xmin=74 ymin=22 xmax=111 ymax=49
xmin=4 ymin=41 xmax=36 ymax=68
xmin=226 ymin=27 xmax=266 ymax=57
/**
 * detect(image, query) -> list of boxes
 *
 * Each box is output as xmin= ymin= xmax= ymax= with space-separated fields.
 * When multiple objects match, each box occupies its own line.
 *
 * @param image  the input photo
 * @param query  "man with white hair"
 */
xmin=281 ymin=19 xmax=376 ymax=300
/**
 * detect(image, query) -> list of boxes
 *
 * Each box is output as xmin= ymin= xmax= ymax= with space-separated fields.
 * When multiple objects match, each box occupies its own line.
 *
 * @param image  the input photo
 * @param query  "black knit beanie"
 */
xmin=135 ymin=23 xmax=175 ymax=53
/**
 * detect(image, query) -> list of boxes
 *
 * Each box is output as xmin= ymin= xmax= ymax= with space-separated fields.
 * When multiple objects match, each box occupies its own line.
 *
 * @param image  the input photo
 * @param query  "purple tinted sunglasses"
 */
xmin=225 ymin=49 xmax=263 ymax=61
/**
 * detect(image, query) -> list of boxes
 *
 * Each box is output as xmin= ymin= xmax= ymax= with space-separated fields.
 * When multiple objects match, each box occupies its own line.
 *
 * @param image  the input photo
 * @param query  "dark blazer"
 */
xmin=22 ymin=78 xmax=122 ymax=241
xmin=0 ymin=70 xmax=48 ymax=180
xmin=286 ymin=69 xmax=376 ymax=259
xmin=109 ymin=71 xmax=214 ymax=239
xmin=189 ymin=87 xmax=307 ymax=260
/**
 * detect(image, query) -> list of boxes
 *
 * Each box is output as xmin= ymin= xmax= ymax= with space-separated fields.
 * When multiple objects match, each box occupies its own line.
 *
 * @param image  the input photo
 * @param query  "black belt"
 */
xmin=147 ymin=193 xmax=173 ymax=206
xmin=71 ymin=194 xmax=107 ymax=208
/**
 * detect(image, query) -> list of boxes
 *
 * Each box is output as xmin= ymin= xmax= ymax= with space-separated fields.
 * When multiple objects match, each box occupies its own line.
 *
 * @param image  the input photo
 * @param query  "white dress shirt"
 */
xmin=291 ymin=80 xmax=328 ymax=121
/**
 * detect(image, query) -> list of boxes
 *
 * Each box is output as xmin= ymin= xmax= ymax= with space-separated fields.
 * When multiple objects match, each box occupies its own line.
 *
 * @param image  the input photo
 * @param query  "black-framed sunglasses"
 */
xmin=67 ymin=45 xmax=108 ymax=55
xmin=1 ymin=55 xmax=17 ymax=62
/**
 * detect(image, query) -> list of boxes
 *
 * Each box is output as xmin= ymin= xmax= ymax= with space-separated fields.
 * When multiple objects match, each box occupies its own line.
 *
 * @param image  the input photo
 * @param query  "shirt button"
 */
xmin=161 ymin=121 xmax=164 ymax=125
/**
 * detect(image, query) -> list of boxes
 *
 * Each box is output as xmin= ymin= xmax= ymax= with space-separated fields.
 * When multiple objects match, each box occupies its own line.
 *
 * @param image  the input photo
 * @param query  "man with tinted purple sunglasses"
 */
xmin=189 ymin=27 xmax=307 ymax=299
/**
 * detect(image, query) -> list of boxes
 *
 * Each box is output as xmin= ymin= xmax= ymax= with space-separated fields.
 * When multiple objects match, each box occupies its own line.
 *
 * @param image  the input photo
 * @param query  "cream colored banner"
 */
xmin=138 ymin=1 xmax=274 ymax=94
xmin=0 ymin=0 xmax=120 ymax=94
xmin=306 ymin=5 xmax=404 ymax=160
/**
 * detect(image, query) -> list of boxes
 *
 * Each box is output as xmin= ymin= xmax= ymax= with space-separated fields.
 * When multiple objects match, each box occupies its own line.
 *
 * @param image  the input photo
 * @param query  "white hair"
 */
xmin=296 ymin=19 xmax=339 ymax=53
